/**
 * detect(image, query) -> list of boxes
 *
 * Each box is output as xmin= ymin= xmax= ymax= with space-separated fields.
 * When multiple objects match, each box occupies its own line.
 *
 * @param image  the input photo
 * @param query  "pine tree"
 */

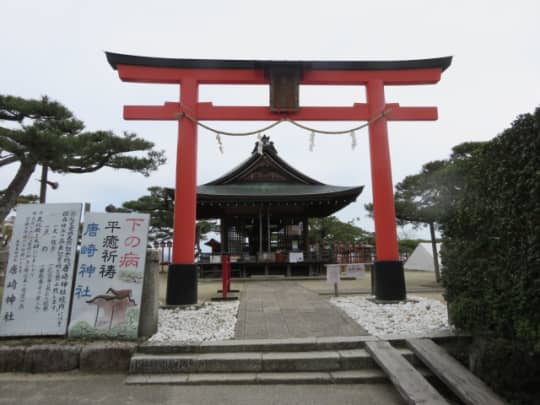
xmin=0 ymin=95 xmax=166 ymax=220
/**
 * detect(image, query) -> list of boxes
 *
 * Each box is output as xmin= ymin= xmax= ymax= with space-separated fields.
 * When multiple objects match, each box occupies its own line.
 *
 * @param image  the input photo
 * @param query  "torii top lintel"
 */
xmin=106 ymin=52 xmax=452 ymax=121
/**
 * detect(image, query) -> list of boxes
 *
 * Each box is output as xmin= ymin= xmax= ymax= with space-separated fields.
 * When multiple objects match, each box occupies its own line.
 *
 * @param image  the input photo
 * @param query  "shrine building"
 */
xmin=169 ymin=135 xmax=368 ymax=277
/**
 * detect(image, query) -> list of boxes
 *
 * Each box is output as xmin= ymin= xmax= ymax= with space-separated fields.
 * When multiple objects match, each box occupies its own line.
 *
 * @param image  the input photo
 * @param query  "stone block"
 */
xmin=188 ymin=372 xmax=257 ymax=384
xmin=139 ymin=250 xmax=160 ymax=338
xmin=23 ymin=344 xmax=80 ymax=372
xmin=0 ymin=345 xmax=25 ymax=372
xmin=129 ymin=353 xmax=198 ymax=374
xmin=338 ymin=349 xmax=376 ymax=369
xmin=126 ymin=374 xmax=189 ymax=385
xmin=316 ymin=336 xmax=373 ymax=350
xmin=197 ymin=352 xmax=262 ymax=372
xmin=262 ymin=351 xmax=340 ymax=372
xmin=330 ymin=369 xmax=387 ymax=384
xmin=139 ymin=341 xmax=200 ymax=354
xmin=80 ymin=341 xmax=137 ymax=372
xmin=257 ymin=371 xmax=332 ymax=384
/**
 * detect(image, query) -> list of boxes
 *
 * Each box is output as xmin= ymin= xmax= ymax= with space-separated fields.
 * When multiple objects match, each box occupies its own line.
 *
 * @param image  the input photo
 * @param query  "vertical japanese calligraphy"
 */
xmin=0 ymin=203 xmax=82 ymax=336
xmin=68 ymin=213 xmax=149 ymax=339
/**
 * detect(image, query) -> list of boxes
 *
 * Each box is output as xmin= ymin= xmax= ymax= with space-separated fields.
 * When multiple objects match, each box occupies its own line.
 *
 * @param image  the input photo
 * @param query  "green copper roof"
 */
xmin=197 ymin=183 xmax=363 ymax=199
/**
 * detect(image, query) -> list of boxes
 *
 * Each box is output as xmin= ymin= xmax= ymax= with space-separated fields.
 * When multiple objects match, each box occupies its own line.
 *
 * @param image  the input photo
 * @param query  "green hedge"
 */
xmin=441 ymin=107 xmax=540 ymax=404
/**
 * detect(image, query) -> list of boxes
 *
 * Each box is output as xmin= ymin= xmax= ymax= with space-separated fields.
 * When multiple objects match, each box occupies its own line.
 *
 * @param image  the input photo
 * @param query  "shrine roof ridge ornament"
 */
xmin=106 ymin=52 xmax=452 ymax=72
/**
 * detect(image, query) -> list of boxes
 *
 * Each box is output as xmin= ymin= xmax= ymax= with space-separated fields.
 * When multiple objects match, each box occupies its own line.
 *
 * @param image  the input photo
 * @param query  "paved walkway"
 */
xmin=234 ymin=281 xmax=368 ymax=339
xmin=0 ymin=373 xmax=403 ymax=405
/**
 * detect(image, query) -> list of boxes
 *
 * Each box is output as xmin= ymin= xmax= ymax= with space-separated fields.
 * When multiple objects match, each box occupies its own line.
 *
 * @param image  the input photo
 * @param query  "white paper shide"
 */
xmin=68 ymin=212 xmax=149 ymax=339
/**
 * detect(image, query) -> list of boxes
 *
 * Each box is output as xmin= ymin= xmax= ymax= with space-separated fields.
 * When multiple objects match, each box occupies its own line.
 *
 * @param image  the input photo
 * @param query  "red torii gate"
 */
xmin=106 ymin=52 xmax=451 ymax=304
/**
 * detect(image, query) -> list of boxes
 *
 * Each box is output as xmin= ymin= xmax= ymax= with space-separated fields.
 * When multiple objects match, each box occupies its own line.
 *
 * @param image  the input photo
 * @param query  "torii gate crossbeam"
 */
xmin=106 ymin=52 xmax=451 ymax=304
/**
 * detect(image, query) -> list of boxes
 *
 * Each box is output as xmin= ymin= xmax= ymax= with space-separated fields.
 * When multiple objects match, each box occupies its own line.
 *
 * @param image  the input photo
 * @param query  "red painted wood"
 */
xmin=197 ymin=103 xmax=372 ymax=121
xmin=117 ymin=64 xmax=442 ymax=86
xmin=123 ymin=102 xmax=437 ymax=122
xmin=172 ymin=78 xmax=198 ymax=264
xmin=366 ymin=80 xmax=400 ymax=261
xmin=386 ymin=106 xmax=438 ymax=121
xmin=112 ymin=61 xmax=446 ymax=268
xmin=124 ymin=103 xmax=181 ymax=120
xmin=117 ymin=65 xmax=267 ymax=84
xmin=302 ymin=68 xmax=442 ymax=85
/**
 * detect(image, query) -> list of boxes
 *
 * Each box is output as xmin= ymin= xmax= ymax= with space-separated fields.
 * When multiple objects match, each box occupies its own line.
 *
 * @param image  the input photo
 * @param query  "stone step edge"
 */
xmin=139 ymin=336 xmax=376 ymax=354
xmin=128 ymin=349 xmax=424 ymax=375
xmin=131 ymin=348 xmax=417 ymax=362
xmin=129 ymin=350 xmax=372 ymax=374
xmin=139 ymin=333 xmax=465 ymax=354
xmin=125 ymin=369 xmax=389 ymax=385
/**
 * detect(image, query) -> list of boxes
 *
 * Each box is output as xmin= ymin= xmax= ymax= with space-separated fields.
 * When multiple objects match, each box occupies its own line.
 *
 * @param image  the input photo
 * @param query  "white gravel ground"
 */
xmin=148 ymin=301 xmax=239 ymax=343
xmin=148 ymin=295 xmax=449 ymax=343
xmin=331 ymin=295 xmax=450 ymax=337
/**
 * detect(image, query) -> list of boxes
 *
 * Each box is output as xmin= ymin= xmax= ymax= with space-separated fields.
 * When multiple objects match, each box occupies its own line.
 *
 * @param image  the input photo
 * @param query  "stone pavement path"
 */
xmin=235 ymin=281 xmax=368 ymax=339
xmin=0 ymin=374 xmax=403 ymax=405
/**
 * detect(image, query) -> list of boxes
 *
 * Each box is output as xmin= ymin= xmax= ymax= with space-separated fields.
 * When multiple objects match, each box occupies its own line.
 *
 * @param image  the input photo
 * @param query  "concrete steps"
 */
xmin=127 ymin=337 xmax=426 ymax=385
xmin=126 ymin=370 xmax=388 ymax=385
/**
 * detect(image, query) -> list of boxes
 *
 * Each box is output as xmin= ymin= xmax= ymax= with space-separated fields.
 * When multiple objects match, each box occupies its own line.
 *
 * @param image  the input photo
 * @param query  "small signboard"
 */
xmin=0 ymin=203 xmax=82 ymax=336
xmin=326 ymin=264 xmax=342 ymax=285
xmin=326 ymin=263 xmax=366 ymax=285
xmin=68 ymin=212 xmax=149 ymax=339
xmin=345 ymin=263 xmax=365 ymax=279
xmin=288 ymin=251 xmax=304 ymax=263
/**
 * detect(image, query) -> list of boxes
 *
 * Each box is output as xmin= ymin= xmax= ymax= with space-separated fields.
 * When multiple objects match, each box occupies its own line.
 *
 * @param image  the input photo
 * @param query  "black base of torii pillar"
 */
xmin=373 ymin=261 xmax=406 ymax=301
xmin=166 ymin=264 xmax=198 ymax=305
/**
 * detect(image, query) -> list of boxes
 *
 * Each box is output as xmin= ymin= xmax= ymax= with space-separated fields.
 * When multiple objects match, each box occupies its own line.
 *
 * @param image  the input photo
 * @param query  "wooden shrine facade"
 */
xmin=178 ymin=136 xmax=364 ymax=276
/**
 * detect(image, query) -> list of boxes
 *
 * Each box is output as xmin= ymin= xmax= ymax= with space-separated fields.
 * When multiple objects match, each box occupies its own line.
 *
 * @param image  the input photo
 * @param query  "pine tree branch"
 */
xmin=0 ymin=154 xmax=18 ymax=167
xmin=0 ymin=161 xmax=37 ymax=222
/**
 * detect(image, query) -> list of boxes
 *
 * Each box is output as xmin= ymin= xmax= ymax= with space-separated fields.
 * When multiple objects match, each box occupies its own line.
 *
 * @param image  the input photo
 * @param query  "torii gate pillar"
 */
xmin=166 ymin=77 xmax=199 ymax=305
xmin=367 ymin=79 xmax=405 ymax=299
xmin=106 ymin=53 xmax=451 ymax=304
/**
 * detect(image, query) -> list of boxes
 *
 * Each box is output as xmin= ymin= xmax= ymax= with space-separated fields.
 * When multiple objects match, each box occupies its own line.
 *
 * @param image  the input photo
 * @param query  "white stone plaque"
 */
xmin=0 ymin=203 xmax=82 ymax=336
xmin=68 ymin=212 xmax=149 ymax=339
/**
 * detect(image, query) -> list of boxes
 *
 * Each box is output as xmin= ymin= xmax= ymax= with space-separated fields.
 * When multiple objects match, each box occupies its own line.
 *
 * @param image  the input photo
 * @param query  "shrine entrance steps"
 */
xmin=126 ymin=336 xmax=394 ymax=385
xmin=125 ymin=335 xmax=506 ymax=405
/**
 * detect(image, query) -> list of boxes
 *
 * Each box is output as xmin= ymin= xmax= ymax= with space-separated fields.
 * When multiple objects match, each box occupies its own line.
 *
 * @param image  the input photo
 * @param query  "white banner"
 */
xmin=0 ymin=203 xmax=82 ymax=336
xmin=68 ymin=212 xmax=149 ymax=339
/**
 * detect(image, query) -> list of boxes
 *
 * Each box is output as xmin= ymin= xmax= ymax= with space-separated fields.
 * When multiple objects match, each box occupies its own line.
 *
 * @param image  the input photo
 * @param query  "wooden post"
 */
xmin=366 ymin=79 xmax=406 ymax=301
xmin=166 ymin=77 xmax=199 ymax=305
xmin=172 ymin=77 xmax=198 ymax=264
xmin=429 ymin=222 xmax=441 ymax=283
xmin=258 ymin=208 xmax=263 ymax=255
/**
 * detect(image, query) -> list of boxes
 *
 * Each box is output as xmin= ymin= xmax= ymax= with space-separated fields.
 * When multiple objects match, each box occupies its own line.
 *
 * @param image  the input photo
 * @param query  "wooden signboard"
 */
xmin=0 ymin=203 xmax=82 ymax=336
xmin=68 ymin=212 xmax=149 ymax=339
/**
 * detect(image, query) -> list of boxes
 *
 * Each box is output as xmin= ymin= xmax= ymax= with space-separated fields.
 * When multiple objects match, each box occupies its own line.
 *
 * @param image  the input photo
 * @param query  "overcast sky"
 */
xmin=1 ymin=0 xmax=539 ymax=238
